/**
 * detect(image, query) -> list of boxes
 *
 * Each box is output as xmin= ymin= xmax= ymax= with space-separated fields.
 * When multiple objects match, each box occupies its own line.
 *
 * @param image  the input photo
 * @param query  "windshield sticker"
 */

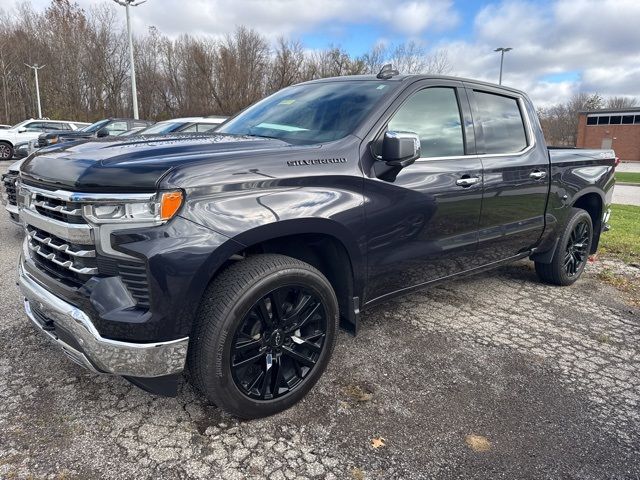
xmin=255 ymin=122 xmax=308 ymax=132
xmin=279 ymin=99 xmax=296 ymax=105
xmin=376 ymin=85 xmax=387 ymax=89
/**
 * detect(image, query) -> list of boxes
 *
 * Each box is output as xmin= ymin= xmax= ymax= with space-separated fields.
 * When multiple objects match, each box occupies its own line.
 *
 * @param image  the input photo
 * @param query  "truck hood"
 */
xmin=20 ymin=133 xmax=291 ymax=192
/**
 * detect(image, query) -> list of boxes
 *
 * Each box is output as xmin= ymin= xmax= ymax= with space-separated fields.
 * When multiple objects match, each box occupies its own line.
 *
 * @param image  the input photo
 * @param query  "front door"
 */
xmin=362 ymin=82 xmax=484 ymax=303
xmin=467 ymin=86 xmax=549 ymax=263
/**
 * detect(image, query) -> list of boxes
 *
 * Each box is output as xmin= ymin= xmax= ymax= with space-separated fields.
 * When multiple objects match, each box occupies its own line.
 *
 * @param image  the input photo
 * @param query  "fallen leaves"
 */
xmin=344 ymin=384 xmax=373 ymax=402
xmin=371 ymin=437 xmax=386 ymax=449
xmin=465 ymin=434 xmax=491 ymax=452
xmin=351 ymin=467 xmax=365 ymax=480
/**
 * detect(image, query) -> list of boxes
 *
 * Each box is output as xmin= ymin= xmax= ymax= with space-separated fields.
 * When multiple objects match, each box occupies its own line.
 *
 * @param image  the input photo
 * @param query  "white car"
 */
xmin=0 ymin=119 xmax=89 ymax=160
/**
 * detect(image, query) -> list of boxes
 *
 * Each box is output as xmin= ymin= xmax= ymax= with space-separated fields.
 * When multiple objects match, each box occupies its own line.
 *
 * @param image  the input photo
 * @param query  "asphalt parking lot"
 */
xmin=1 ymin=160 xmax=639 ymax=479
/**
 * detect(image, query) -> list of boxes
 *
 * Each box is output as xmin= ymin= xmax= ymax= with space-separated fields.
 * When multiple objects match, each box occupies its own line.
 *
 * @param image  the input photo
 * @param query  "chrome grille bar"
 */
xmin=20 ymin=208 xmax=93 ymax=245
xmin=28 ymin=242 xmax=98 ymax=275
xmin=27 ymin=229 xmax=96 ymax=258
xmin=33 ymin=199 xmax=83 ymax=216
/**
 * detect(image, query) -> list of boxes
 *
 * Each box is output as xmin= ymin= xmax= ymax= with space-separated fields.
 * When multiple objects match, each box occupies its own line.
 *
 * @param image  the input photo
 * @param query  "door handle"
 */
xmin=456 ymin=176 xmax=480 ymax=187
xmin=530 ymin=170 xmax=547 ymax=180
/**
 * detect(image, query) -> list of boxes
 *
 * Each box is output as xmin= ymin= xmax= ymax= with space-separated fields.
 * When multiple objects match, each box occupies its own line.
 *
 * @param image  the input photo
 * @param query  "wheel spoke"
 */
xmin=269 ymin=289 xmax=287 ymax=324
xmin=234 ymin=338 xmax=261 ymax=353
xmin=257 ymin=297 xmax=274 ymax=328
xmin=232 ymin=351 xmax=265 ymax=368
xmin=282 ymin=346 xmax=316 ymax=368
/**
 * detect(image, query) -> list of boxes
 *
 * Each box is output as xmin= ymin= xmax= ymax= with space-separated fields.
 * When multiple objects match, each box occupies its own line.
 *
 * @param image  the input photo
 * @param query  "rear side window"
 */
xmin=387 ymin=87 xmax=465 ymax=158
xmin=474 ymin=91 xmax=528 ymax=154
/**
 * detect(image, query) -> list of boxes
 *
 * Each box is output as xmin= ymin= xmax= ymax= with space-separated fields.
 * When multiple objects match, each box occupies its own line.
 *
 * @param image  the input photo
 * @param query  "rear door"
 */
xmin=467 ymin=86 xmax=549 ymax=263
xmin=363 ymin=80 xmax=484 ymax=302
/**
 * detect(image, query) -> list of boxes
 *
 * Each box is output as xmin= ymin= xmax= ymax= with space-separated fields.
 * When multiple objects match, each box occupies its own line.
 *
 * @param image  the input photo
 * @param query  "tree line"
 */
xmin=0 ymin=0 xmax=451 ymax=124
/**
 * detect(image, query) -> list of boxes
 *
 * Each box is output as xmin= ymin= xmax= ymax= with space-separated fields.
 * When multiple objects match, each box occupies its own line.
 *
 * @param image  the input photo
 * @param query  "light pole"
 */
xmin=494 ymin=47 xmax=512 ymax=85
xmin=112 ymin=0 xmax=146 ymax=119
xmin=25 ymin=63 xmax=46 ymax=118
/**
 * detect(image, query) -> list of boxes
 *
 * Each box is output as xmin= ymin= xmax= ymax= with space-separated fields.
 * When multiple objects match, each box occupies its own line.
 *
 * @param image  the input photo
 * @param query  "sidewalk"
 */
xmin=613 ymin=184 xmax=640 ymax=206
xmin=617 ymin=162 xmax=640 ymax=173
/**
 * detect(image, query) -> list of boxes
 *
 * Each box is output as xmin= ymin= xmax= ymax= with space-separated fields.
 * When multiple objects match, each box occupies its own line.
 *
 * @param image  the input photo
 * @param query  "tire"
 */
xmin=0 ymin=142 xmax=13 ymax=160
xmin=535 ymin=207 xmax=593 ymax=286
xmin=187 ymin=254 xmax=339 ymax=419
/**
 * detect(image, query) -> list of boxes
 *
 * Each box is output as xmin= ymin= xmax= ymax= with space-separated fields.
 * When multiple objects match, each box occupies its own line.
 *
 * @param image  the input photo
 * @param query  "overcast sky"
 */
xmin=2 ymin=0 xmax=639 ymax=108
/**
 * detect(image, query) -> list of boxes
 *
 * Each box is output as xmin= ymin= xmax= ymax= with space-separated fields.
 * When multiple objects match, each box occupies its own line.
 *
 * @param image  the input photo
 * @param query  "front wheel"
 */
xmin=535 ymin=207 xmax=593 ymax=286
xmin=0 ymin=142 xmax=13 ymax=160
xmin=188 ymin=254 xmax=339 ymax=419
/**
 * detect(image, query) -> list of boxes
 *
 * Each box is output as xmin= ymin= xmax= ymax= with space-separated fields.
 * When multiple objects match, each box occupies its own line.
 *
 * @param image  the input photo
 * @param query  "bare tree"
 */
xmin=539 ymin=92 xmax=604 ymax=146
xmin=606 ymin=96 xmax=637 ymax=109
xmin=267 ymin=38 xmax=305 ymax=93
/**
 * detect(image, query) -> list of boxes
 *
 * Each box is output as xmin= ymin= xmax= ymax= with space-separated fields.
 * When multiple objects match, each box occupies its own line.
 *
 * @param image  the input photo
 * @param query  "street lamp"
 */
xmin=494 ymin=47 xmax=512 ymax=85
xmin=112 ymin=0 xmax=147 ymax=119
xmin=25 ymin=63 xmax=46 ymax=118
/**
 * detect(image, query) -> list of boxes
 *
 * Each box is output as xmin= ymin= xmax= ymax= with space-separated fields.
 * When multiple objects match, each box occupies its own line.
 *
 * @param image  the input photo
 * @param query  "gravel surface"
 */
xmin=1 ymin=160 xmax=639 ymax=479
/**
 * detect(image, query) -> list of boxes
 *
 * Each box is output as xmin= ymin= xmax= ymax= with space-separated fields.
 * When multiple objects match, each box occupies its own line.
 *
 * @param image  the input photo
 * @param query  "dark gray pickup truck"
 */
xmin=8 ymin=71 xmax=616 ymax=418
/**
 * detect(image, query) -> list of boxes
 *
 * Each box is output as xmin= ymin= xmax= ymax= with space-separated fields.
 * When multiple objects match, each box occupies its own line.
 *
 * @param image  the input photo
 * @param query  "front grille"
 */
xmin=28 ymin=226 xmax=98 ymax=287
xmin=2 ymin=173 xmax=18 ymax=206
xmin=33 ymin=194 xmax=85 ymax=224
xmin=23 ymin=186 xmax=151 ymax=309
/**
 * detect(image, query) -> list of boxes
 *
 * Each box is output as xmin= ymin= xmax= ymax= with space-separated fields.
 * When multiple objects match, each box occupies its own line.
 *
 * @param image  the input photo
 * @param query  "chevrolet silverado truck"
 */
xmin=14 ymin=71 xmax=616 ymax=418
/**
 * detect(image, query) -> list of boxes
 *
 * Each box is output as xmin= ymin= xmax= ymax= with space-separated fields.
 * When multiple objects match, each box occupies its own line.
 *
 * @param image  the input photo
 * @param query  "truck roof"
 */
xmin=300 ymin=74 xmax=527 ymax=97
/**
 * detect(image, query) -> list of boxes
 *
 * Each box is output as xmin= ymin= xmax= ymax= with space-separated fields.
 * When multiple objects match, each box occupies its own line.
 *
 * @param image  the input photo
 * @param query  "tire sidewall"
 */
xmin=205 ymin=266 xmax=338 ymax=418
xmin=554 ymin=209 xmax=593 ymax=285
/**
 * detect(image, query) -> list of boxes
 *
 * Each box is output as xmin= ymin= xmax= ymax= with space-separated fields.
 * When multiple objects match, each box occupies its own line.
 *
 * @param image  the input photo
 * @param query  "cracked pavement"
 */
xmin=1 ymin=161 xmax=639 ymax=479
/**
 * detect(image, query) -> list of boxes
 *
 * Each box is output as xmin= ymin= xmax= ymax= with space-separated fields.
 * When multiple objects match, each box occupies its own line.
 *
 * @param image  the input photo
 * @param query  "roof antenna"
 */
xmin=376 ymin=64 xmax=399 ymax=80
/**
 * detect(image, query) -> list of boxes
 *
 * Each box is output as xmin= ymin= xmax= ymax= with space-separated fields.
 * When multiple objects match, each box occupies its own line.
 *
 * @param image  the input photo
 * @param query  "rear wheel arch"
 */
xmin=571 ymin=192 xmax=604 ymax=253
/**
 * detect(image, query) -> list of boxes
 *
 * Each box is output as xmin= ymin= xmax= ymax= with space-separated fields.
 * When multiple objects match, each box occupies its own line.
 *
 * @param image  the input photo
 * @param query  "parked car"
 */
xmin=135 ymin=116 xmax=227 ymax=136
xmin=1 ymin=158 xmax=23 ymax=224
xmin=37 ymin=118 xmax=153 ymax=148
xmin=0 ymin=119 xmax=89 ymax=160
xmin=14 ymin=72 xmax=616 ymax=419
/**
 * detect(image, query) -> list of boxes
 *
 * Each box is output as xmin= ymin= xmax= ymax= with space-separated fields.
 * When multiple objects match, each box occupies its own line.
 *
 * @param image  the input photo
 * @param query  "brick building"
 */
xmin=576 ymin=108 xmax=640 ymax=162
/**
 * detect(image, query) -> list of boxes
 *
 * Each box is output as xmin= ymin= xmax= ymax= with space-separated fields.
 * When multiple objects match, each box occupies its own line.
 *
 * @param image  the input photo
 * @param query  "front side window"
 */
xmin=105 ymin=121 xmax=128 ymax=134
xmin=474 ymin=91 xmax=528 ymax=154
xmin=387 ymin=87 xmax=465 ymax=158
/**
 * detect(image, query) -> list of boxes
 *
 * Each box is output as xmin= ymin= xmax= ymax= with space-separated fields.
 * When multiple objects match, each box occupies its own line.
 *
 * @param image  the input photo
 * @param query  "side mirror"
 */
xmin=96 ymin=128 xmax=110 ymax=138
xmin=18 ymin=127 xmax=27 ymax=133
xmin=381 ymin=131 xmax=421 ymax=168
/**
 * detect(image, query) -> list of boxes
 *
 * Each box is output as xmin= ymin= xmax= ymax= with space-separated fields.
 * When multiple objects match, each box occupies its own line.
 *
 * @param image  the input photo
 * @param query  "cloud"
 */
xmin=441 ymin=0 xmax=640 ymax=107
xmin=2 ymin=0 xmax=639 ymax=107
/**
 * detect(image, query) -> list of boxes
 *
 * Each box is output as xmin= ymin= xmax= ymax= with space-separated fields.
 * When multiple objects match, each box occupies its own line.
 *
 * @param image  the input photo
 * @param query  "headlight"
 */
xmin=83 ymin=190 xmax=184 ymax=224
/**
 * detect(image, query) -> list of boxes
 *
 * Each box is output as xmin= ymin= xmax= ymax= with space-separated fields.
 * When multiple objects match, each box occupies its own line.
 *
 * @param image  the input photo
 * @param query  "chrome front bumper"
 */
xmin=18 ymin=260 xmax=189 ymax=378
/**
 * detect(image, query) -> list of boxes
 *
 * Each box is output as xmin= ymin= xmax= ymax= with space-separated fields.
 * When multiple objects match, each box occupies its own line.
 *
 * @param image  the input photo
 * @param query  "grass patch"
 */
xmin=599 ymin=204 xmax=640 ymax=264
xmin=616 ymin=172 xmax=640 ymax=184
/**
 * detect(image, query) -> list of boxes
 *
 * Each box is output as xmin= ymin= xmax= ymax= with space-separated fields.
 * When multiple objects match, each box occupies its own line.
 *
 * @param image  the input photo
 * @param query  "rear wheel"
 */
xmin=188 ymin=254 xmax=338 ymax=419
xmin=535 ymin=208 xmax=593 ymax=286
xmin=0 ymin=142 xmax=13 ymax=160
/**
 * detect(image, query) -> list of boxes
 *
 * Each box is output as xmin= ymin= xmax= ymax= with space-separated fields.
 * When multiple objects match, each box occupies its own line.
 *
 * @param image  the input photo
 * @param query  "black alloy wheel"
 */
xmin=188 ymin=254 xmax=338 ymax=419
xmin=230 ymin=285 xmax=327 ymax=400
xmin=564 ymin=219 xmax=590 ymax=277
xmin=535 ymin=207 xmax=593 ymax=286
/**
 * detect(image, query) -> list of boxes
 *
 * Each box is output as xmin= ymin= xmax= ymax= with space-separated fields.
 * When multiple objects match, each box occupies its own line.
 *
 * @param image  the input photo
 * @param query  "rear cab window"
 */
xmin=473 ymin=90 xmax=528 ymax=154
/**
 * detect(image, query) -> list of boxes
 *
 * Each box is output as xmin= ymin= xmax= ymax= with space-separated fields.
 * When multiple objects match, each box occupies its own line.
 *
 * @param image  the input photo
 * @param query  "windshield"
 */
xmin=10 ymin=120 xmax=31 ymax=130
xmin=138 ymin=121 xmax=185 ymax=135
xmin=82 ymin=119 xmax=111 ymax=133
xmin=217 ymin=80 xmax=398 ymax=144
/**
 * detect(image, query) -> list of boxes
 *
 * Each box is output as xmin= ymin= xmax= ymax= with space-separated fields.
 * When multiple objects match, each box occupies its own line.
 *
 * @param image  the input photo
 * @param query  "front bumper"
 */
xmin=18 ymin=259 xmax=189 ymax=378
